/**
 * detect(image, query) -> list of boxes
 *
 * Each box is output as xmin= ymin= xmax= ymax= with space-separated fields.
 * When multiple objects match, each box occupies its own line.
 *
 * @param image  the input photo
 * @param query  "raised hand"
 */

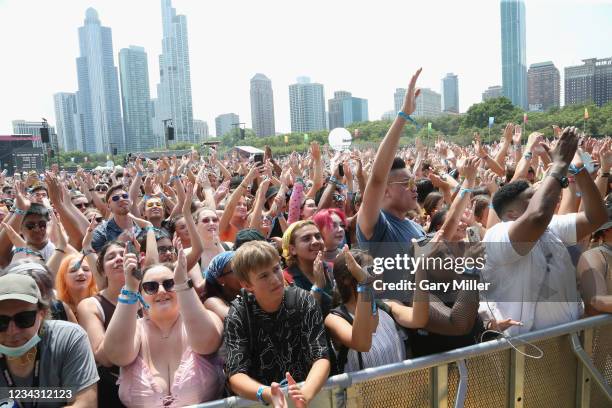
xmin=1 ymin=222 xmax=27 ymax=248
xmin=513 ymin=125 xmax=522 ymax=145
xmin=13 ymin=180 xmax=30 ymax=211
xmin=342 ymin=244 xmax=367 ymax=283
xmin=460 ymin=157 xmax=479 ymax=182
xmin=310 ymin=141 xmax=321 ymax=161
xmin=550 ymin=127 xmax=579 ymax=169
xmin=313 ymin=251 xmax=326 ymax=288
xmin=503 ymin=123 xmax=514 ymax=144
xmin=82 ymin=217 xmax=98 ymax=251
xmin=401 ymin=68 xmax=422 ymax=115
xmin=123 ymin=252 xmax=141 ymax=291
xmin=173 ymin=238 xmax=188 ymax=284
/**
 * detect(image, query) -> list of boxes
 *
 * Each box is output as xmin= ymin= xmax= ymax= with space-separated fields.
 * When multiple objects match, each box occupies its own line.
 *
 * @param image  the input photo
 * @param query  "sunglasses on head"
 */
xmin=142 ymin=279 xmax=175 ymax=295
xmin=24 ymin=221 xmax=47 ymax=231
xmin=111 ymin=193 xmax=129 ymax=202
xmin=0 ymin=310 xmax=38 ymax=332
xmin=146 ymin=201 xmax=163 ymax=208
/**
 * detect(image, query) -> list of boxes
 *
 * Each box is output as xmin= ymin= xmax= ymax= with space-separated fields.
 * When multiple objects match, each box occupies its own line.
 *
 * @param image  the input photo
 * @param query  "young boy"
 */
xmin=224 ymin=241 xmax=330 ymax=406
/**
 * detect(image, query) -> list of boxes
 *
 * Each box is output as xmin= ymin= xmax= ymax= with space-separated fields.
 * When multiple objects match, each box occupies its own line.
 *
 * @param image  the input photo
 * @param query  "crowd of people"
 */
xmin=0 ymin=68 xmax=610 ymax=407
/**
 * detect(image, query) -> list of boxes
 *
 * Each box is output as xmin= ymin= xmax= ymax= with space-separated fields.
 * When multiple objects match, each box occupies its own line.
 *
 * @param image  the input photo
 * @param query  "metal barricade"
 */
xmin=192 ymin=315 xmax=612 ymax=408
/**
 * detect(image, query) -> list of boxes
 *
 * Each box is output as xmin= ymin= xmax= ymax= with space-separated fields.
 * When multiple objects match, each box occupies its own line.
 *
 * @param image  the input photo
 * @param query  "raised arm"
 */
xmin=82 ymin=218 xmax=105 ymax=290
xmin=102 ymin=253 xmax=142 ymax=367
xmin=357 ymin=68 xmax=421 ymax=240
xmin=180 ymin=182 xmax=204 ymax=271
xmin=174 ymin=241 xmax=223 ymax=354
xmin=508 ymin=127 xmax=579 ymax=255
xmin=440 ymin=158 xmax=477 ymax=241
xmin=572 ymin=155 xmax=608 ymax=240
xmin=305 ymin=142 xmax=324 ymax=199
xmin=219 ymin=166 xmax=259 ymax=235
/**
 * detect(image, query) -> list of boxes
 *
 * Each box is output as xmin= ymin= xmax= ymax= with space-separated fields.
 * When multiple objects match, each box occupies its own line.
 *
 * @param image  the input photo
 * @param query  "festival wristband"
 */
xmin=397 ymin=111 xmax=418 ymax=126
xmin=12 ymin=207 xmax=27 ymax=216
xmin=256 ymin=386 xmax=268 ymax=405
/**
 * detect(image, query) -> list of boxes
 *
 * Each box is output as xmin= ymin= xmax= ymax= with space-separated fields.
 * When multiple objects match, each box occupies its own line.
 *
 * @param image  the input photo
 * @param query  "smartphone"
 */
xmin=126 ymin=240 xmax=143 ymax=280
xmin=254 ymin=153 xmax=264 ymax=166
xmin=466 ymin=226 xmax=481 ymax=243
xmin=338 ymin=164 xmax=344 ymax=177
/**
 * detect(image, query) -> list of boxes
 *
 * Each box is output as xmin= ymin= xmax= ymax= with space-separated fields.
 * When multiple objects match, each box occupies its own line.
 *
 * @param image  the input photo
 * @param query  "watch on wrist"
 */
xmin=549 ymin=172 xmax=569 ymax=188
xmin=175 ymin=278 xmax=194 ymax=292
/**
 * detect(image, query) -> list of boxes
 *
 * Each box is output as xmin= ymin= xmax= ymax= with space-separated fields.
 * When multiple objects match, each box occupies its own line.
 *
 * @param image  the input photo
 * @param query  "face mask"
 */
xmin=0 ymin=334 xmax=42 ymax=358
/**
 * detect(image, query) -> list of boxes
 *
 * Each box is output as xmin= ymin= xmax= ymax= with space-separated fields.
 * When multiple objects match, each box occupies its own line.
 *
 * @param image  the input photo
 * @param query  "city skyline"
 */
xmin=1 ymin=0 xmax=611 ymax=135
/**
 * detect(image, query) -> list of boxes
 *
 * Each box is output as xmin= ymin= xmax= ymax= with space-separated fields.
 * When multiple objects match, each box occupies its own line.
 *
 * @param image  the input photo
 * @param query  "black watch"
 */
xmin=549 ymin=172 xmax=569 ymax=188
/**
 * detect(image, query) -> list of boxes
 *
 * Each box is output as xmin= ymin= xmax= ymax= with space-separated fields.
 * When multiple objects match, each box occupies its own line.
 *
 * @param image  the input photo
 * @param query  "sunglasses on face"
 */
xmin=332 ymin=193 xmax=345 ymax=202
xmin=111 ymin=193 xmax=129 ymax=202
xmin=199 ymin=217 xmax=219 ymax=224
xmin=94 ymin=216 xmax=104 ymax=223
xmin=74 ymin=203 xmax=87 ymax=209
xmin=158 ymin=246 xmax=176 ymax=254
xmin=0 ymin=310 xmax=38 ymax=332
xmin=146 ymin=201 xmax=163 ymax=208
xmin=24 ymin=221 xmax=47 ymax=231
xmin=388 ymin=179 xmax=416 ymax=189
xmin=95 ymin=185 xmax=108 ymax=192
xmin=142 ymin=278 xmax=175 ymax=295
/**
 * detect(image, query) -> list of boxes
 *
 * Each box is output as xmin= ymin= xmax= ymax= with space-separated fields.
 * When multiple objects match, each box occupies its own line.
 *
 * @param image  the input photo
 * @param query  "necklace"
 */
xmin=7 ymin=347 xmax=37 ymax=366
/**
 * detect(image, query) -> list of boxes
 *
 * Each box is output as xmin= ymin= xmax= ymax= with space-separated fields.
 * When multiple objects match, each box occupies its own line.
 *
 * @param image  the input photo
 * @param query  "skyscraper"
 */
xmin=565 ymin=57 xmax=612 ymax=107
xmin=442 ymin=73 xmax=459 ymax=113
xmin=215 ymin=113 xmax=239 ymax=137
xmin=150 ymin=98 xmax=165 ymax=149
xmin=119 ymin=46 xmax=154 ymax=152
xmin=53 ymin=93 xmax=81 ymax=152
xmin=193 ymin=119 xmax=209 ymax=140
xmin=527 ymin=62 xmax=560 ymax=112
xmin=328 ymin=91 xmax=369 ymax=129
xmin=394 ymin=88 xmax=406 ymax=113
xmin=76 ymin=8 xmax=124 ymax=154
xmin=157 ymin=0 xmax=194 ymax=144
xmin=482 ymin=85 xmax=504 ymax=101
xmin=289 ymin=77 xmax=326 ymax=133
xmin=414 ymin=89 xmax=442 ymax=118
xmin=250 ymin=74 xmax=276 ymax=137
xmin=500 ymin=0 xmax=527 ymax=109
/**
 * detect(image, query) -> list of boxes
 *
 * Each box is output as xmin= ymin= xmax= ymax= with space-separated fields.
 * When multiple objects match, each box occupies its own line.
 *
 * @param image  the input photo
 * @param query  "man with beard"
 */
xmin=91 ymin=185 xmax=140 ymax=252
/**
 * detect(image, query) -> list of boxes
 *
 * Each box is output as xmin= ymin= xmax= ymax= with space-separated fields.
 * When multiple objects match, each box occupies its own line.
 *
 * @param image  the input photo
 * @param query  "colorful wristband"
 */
xmin=256 ymin=386 xmax=268 ymax=405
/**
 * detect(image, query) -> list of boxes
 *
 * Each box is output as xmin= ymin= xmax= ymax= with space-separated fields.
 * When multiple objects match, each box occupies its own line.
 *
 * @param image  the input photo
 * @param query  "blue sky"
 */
xmin=0 ymin=0 xmax=610 ymax=135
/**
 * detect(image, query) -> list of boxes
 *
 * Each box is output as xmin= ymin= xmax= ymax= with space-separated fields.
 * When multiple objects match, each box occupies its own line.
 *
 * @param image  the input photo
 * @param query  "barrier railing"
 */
xmin=191 ymin=314 xmax=612 ymax=408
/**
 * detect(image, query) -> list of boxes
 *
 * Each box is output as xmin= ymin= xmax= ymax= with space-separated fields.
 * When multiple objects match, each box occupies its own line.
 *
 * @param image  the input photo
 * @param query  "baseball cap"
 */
xmin=0 ymin=274 xmax=42 ymax=304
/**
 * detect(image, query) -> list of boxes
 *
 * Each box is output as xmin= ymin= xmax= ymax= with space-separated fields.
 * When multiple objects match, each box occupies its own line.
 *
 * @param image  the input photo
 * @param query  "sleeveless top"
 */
xmin=92 ymin=293 xmax=126 ymax=408
xmin=117 ymin=316 xmax=224 ymax=407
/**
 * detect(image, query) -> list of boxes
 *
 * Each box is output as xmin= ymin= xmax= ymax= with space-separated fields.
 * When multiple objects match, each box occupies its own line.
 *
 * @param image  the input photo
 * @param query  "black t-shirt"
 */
xmin=223 ymin=286 xmax=329 ymax=385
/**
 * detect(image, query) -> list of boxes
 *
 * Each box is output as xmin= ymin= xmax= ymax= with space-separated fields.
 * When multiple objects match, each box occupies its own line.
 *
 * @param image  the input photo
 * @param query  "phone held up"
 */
xmin=126 ymin=240 xmax=143 ymax=280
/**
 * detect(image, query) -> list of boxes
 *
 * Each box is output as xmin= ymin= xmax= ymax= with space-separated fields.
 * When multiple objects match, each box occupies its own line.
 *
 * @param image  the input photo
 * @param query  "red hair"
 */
xmin=56 ymin=254 xmax=98 ymax=308
xmin=313 ymin=208 xmax=347 ymax=233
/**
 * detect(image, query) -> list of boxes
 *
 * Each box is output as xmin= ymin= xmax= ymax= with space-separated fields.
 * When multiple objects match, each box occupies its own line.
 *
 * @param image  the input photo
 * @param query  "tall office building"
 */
xmin=482 ymin=85 xmax=504 ymax=101
xmin=414 ymin=89 xmax=442 ymax=117
xmin=565 ymin=57 xmax=612 ymax=107
xmin=119 ymin=46 xmax=154 ymax=152
xmin=442 ymin=73 xmax=459 ymax=113
xmin=500 ymin=0 xmax=527 ymax=109
xmin=76 ymin=8 xmax=124 ymax=154
xmin=527 ymin=62 xmax=560 ymax=112
xmin=193 ymin=119 xmax=209 ymax=140
xmin=215 ymin=113 xmax=239 ymax=137
xmin=381 ymin=111 xmax=396 ymax=121
xmin=157 ymin=0 xmax=194 ymax=144
xmin=328 ymin=91 xmax=369 ymax=129
xmin=12 ymin=120 xmax=57 ymax=152
xmin=53 ymin=93 xmax=81 ymax=152
xmin=289 ymin=77 xmax=326 ymax=133
xmin=150 ymin=98 xmax=165 ymax=149
xmin=250 ymin=74 xmax=276 ymax=137
xmin=394 ymin=88 xmax=406 ymax=113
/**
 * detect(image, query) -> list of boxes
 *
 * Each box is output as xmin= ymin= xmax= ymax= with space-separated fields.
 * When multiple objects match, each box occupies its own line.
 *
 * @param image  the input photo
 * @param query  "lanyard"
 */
xmin=0 ymin=349 xmax=41 ymax=408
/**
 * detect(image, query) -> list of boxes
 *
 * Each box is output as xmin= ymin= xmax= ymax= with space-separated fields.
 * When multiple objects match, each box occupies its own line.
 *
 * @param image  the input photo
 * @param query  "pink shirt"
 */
xmin=117 ymin=317 xmax=224 ymax=407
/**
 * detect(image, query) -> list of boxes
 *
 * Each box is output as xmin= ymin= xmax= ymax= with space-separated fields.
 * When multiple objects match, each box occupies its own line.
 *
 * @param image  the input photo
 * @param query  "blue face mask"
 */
xmin=0 ymin=333 xmax=41 ymax=358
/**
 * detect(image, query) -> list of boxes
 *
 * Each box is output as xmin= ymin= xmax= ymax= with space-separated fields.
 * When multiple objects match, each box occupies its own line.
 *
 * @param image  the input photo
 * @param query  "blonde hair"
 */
xmin=281 ymin=220 xmax=317 ymax=267
xmin=232 ymin=241 xmax=280 ymax=283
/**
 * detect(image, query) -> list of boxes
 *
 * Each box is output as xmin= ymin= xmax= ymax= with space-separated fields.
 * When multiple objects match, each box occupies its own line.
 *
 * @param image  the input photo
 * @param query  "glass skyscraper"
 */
xmin=76 ymin=8 xmax=124 ymax=154
xmin=250 ymin=74 xmax=276 ymax=137
xmin=157 ymin=0 xmax=194 ymax=144
xmin=53 ymin=92 xmax=81 ymax=152
xmin=328 ymin=91 xmax=369 ymax=129
xmin=442 ymin=73 xmax=459 ymax=113
xmin=289 ymin=77 xmax=326 ymax=133
xmin=500 ymin=0 xmax=527 ymax=109
xmin=119 ymin=46 xmax=154 ymax=152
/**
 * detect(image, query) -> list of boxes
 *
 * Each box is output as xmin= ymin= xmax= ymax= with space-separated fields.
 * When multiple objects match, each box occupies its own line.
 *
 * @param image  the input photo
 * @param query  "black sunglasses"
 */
xmin=95 ymin=216 xmax=104 ymax=223
xmin=0 ymin=310 xmax=38 ymax=332
xmin=24 ymin=221 xmax=47 ymax=231
xmin=111 ymin=193 xmax=129 ymax=202
xmin=158 ymin=246 xmax=176 ymax=254
xmin=142 ymin=279 xmax=175 ymax=295
xmin=95 ymin=185 xmax=109 ymax=192
xmin=74 ymin=203 xmax=87 ymax=209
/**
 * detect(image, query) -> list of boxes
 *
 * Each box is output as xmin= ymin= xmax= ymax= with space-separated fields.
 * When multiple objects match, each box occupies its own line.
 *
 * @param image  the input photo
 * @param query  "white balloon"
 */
xmin=328 ymin=128 xmax=352 ymax=151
